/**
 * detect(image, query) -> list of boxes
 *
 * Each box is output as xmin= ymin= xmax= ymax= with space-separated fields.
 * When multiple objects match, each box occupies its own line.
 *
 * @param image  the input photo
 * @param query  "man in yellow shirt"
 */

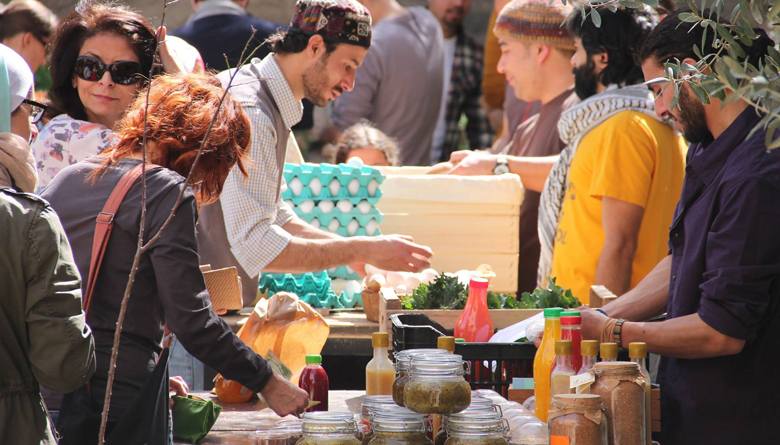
xmin=539 ymin=6 xmax=686 ymax=302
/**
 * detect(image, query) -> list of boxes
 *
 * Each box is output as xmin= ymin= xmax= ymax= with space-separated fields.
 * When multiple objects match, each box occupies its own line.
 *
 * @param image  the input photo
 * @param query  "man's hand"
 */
xmin=579 ymin=306 xmax=610 ymax=342
xmin=449 ymin=150 xmax=475 ymax=164
xmin=364 ymin=235 xmax=433 ymax=273
xmin=260 ymin=372 xmax=309 ymax=417
xmin=448 ymin=152 xmax=498 ymax=176
xmin=169 ymin=376 xmax=189 ymax=409
xmin=349 ymin=263 xmax=367 ymax=278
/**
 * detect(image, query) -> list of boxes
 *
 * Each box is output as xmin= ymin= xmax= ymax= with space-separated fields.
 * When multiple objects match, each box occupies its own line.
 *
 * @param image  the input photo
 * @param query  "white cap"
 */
xmin=0 ymin=43 xmax=34 ymax=112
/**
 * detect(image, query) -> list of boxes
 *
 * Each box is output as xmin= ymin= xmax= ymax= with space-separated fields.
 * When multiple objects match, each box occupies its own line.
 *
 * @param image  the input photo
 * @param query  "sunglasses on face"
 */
xmin=74 ymin=56 xmax=144 ymax=86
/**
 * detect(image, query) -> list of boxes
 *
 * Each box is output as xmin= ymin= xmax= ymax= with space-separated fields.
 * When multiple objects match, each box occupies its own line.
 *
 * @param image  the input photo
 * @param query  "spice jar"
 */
xmin=589 ymin=363 xmax=645 ymax=445
xmin=404 ymin=355 xmax=471 ymax=414
xmin=548 ymin=394 xmax=607 ymax=445
xmin=297 ymin=412 xmax=361 ymax=445
xmin=393 ymin=350 xmax=450 ymax=407
xmin=368 ymin=408 xmax=431 ymax=445
xmin=444 ymin=411 xmax=508 ymax=445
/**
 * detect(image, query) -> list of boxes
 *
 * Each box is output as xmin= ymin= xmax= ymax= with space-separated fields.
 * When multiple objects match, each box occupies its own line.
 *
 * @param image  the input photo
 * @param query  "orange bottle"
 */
xmin=533 ymin=307 xmax=563 ymax=422
xmin=454 ymin=278 xmax=494 ymax=342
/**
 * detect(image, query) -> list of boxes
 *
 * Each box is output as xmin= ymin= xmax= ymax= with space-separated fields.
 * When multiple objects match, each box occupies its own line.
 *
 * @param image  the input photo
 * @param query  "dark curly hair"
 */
xmin=47 ymin=1 xmax=158 ymax=121
xmin=569 ymin=6 xmax=659 ymax=87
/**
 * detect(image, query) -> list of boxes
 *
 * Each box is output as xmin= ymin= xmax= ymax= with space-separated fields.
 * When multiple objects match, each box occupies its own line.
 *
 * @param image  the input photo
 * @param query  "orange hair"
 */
xmin=101 ymin=73 xmax=251 ymax=205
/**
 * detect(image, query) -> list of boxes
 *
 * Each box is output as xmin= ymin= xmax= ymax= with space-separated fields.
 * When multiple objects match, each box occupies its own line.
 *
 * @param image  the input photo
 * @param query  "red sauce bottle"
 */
xmin=454 ymin=278 xmax=494 ymax=342
xmin=298 ymin=354 xmax=328 ymax=411
xmin=560 ymin=314 xmax=583 ymax=372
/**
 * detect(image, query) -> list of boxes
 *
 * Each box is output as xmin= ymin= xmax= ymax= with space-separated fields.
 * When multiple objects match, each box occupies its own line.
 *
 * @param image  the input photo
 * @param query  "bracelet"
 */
xmin=613 ymin=319 xmax=626 ymax=349
xmin=595 ymin=308 xmax=609 ymax=317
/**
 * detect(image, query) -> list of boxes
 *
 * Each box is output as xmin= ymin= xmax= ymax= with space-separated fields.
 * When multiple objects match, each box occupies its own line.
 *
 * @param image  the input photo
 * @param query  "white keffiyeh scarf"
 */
xmin=536 ymin=84 xmax=668 ymax=288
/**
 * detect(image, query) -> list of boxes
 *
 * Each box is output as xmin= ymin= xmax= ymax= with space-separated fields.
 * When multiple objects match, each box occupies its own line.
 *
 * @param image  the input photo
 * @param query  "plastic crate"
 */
xmin=390 ymin=313 xmax=536 ymax=398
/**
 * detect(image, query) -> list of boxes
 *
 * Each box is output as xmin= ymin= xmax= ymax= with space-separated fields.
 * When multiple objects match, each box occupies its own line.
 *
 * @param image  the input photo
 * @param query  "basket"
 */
xmin=390 ymin=313 xmax=536 ymax=398
xmin=202 ymin=267 xmax=243 ymax=311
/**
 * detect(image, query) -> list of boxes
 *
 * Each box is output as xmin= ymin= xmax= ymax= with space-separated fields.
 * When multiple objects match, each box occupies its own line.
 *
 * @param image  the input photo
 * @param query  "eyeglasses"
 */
xmin=22 ymin=99 xmax=47 ymax=124
xmin=74 ymin=56 xmax=144 ymax=86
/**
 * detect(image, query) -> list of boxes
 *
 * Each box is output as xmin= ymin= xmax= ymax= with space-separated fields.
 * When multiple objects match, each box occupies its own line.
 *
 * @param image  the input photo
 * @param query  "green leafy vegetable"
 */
xmin=400 ymin=273 xmax=521 ymax=310
xmin=518 ymin=278 xmax=581 ymax=309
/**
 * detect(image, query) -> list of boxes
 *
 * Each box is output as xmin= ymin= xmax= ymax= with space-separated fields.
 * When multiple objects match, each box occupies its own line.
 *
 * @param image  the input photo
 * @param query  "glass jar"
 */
xmin=443 ymin=412 xmax=508 ymax=445
xmin=404 ymin=355 xmax=471 ymax=414
xmin=590 ymin=363 xmax=645 ymax=445
xmin=509 ymin=421 xmax=547 ymax=445
xmin=257 ymin=430 xmax=295 ymax=445
xmin=368 ymin=409 xmax=431 ymax=445
xmin=436 ymin=406 xmax=503 ymax=445
xmin=269 ymin=424 xmax=304 ymax=445
xmin=548 ymin=394 xmax=607 ymax=445
xmin=393 ymin=350 xmax=450 ymax=407
xmin=297 ymin=412 xmax=361 ymax=445
xmin=363 ymin=405 xmax=421 ymax=445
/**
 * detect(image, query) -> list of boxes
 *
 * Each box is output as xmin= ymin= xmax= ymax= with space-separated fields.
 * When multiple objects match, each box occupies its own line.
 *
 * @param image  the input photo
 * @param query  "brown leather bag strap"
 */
xmin=83 ymin=163 xmax=161 ymax=316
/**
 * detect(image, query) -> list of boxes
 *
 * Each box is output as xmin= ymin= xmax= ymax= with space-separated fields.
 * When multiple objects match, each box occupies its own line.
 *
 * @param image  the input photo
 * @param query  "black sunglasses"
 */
xmin=22 ymin=99 xmax=47 ymax=124
xmin=74 ymin=56 xmax=144 ymax=86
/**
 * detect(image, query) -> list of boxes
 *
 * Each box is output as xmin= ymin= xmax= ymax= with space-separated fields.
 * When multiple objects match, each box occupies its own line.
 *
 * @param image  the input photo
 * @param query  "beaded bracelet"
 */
xmin=614 ymin=319 xmax=626 ymax=349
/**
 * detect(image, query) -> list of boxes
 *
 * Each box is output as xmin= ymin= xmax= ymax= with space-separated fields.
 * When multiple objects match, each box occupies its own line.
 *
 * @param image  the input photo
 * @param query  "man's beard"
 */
xmin=573 ymin=58 xmax=600 ymax=100
xmin=677 ymin=86 xmax=713 ymax=143
xmin=302 ymin=56 xmax=340 ymax=107
xmin=442 ymin=7 xmax=466 ymax=30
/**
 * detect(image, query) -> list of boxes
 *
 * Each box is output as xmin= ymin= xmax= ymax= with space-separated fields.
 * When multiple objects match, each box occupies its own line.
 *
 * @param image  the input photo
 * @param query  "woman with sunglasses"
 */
xmin=31 ymin=1 xmax=184 ymax=189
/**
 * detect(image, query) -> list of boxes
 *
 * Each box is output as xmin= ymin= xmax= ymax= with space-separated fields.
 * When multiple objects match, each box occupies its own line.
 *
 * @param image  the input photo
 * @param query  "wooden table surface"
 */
xmin=175 ymin=390 xmax=364 ymax=444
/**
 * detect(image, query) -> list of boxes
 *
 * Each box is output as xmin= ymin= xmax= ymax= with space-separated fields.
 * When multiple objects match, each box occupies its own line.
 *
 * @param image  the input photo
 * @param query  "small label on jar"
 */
xmin=570 ymin=373 xmax=595 ymax=390
xmin=551 ymin=436 xmax=570 ymax=445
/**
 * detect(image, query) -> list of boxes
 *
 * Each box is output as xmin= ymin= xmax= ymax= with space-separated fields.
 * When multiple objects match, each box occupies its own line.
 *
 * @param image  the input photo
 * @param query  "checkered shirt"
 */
xmin=219 ymin=55 xmax=303 ymax=277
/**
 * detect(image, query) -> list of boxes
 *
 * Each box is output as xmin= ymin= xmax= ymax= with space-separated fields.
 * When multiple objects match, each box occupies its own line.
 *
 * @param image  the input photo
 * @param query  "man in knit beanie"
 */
xmin=448 ymin=0 xmax=578 ymax=294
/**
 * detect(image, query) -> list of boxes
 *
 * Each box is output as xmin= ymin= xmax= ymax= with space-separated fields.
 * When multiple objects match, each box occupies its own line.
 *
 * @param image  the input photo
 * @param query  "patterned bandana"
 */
xmin=290 ymin=0 xmax=372 ymax=49
xmin=494 ymin=0 xmax=574 ymax=51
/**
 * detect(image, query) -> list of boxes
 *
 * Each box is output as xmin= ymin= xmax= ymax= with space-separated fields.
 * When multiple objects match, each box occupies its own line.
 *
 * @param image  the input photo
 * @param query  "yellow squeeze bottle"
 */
xmin=533 ymin=307 xmax=563 ymax=422
xmin=366 ymin=332 xmax=395 ymax=395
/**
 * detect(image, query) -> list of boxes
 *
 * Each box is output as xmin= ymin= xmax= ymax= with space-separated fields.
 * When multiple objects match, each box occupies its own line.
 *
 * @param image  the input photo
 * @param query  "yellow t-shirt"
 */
xmin=550 ymin=111 xmax=686 ymax=304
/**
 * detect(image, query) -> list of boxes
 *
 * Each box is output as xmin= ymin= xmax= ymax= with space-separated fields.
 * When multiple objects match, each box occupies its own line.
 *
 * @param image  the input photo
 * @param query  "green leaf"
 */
xmin=671 ymin=81 xmax=680 ymax=110
xmin=750 ymin=0 xmax=764 ymax=24
xmin=637 ymin=0 xmax=660 ymax=5
xmin=730 ymin=3 xmax=741 ymax=23
xmin=764 ymin=120 xmax=780 ymax=150
xmin=769 ymin=0 xmax=780 ymax=21
xmin=715 ymin=24 xmax=746 ymax=59
xmin=689 ymin=81 xmax=711 ymax=104
xmin=722 ymin=55 xmax=750 ymax=78
xmin=590 ymin=9 xmax=602 ymax=27
xmin=678 ymin=12 xmax=698 ymax=22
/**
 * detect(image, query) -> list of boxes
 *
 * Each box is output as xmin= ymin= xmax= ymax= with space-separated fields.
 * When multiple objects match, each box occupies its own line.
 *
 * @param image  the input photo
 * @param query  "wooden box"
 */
xmin=377 ymin=167 xmax=524 ymax=293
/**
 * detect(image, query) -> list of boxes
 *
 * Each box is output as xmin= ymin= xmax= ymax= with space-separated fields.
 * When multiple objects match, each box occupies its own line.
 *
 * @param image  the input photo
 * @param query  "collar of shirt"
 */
xmin=186 ymin=0 xmax=247 ymax=24
xmin=255 ymin=55 xmax=304 ymax=130
xmin=687 ymin=106 xmax=762 ymax=187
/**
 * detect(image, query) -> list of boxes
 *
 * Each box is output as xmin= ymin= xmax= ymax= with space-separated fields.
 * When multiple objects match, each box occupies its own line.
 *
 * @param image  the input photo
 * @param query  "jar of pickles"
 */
xmin=403 ymin=355 xmax=471 ymax=415
xmin=297 ymin=412 xmax=361 ymax=445
xmin=444 ymin=411 xmax=508 ymax=445
xmin=362 ymin=396 xmax=407 ymax=445
xmin=393 ymin=350 xmax=450 ymax=407
xmin=368 ymin=408 xmax=431 ymax=445
xmin=548 ymin=394 xmax=607 ymax=445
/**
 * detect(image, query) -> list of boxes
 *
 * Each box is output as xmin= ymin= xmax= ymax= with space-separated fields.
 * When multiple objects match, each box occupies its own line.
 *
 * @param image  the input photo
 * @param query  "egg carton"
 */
xmin=283 ymin=194 xmax=382 ymax=207
xmin=282 ymin=181 xmax=383 ymax=202
xmin=258 ymin=271 xmax=362 ymax=309
xmin=327 ymin=265 xmax=362 ymax=281
xmin=294 ymin=209 xmax=385 ymax=228
xmin=284 ymin=162 xmax=385 ymax=188
xmin=287 ymin=198 xmax=380 ymax=217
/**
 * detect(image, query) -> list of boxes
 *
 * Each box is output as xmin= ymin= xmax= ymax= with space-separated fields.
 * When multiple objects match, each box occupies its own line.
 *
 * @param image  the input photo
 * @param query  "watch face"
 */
xmin=494 ymin=163 xmax=510 ymax=175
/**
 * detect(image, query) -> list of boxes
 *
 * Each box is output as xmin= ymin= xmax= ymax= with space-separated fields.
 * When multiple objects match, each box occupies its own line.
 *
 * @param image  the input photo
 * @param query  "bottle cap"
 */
xmin=628 ymin=342 xmax=647 ymax=359
xmin=560 ymin=316 xmax=582 ymax=326
xmin=562 ymin=310 xmax=581 ymax=317
xmin=543 ymin=308 xmax=564 ymax=318
xmin=555 ymin=340 xmax=573 ymax=355
xmin=581 ymin=340 xmax=599 ymax=356
xmin=372 ymin=332 xmax=389 ymax=348
xmin=469 ymin=278 xmax=489 ymax=290
xmin=600 ymin=343 xmax=618 ymax=360
xmin=438 ymin=336 xmax=456 ymax=352
xmin=306 ymin=354 xmax=322 ymax=365
xmin=455 ymin=338 xmax=466 ymax=343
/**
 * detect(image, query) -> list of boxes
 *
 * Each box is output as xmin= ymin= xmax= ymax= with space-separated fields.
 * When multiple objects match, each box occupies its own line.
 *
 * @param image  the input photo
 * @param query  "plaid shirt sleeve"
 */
xmin=462 ymin=36 xmax=494 ymax=150
xmin=219 ymin=104 xmax=293 ymax=277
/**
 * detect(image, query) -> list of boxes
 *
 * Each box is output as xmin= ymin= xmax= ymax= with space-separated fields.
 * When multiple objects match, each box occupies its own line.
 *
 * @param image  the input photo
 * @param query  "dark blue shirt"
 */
xmin=659 ymin=107 xmax=780 ymax=444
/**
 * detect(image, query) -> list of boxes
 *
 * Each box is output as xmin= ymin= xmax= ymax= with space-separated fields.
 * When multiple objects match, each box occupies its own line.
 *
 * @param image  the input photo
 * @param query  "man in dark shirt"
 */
xmin=579 ymin=10 xmax=780 ymax=443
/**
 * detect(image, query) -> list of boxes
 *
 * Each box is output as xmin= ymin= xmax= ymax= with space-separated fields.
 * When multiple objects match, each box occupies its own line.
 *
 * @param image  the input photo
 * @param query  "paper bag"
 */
xmin=236 ymin=292 xmax=330 ymax=383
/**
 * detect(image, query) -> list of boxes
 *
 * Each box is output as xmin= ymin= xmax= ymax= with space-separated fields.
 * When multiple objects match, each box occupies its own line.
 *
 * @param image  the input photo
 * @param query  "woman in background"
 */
xmin=334 ymin=120 xmax=399 ymax=166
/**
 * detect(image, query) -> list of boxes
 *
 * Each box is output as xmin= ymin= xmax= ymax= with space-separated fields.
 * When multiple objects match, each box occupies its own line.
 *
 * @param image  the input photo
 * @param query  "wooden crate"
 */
xmin=377 ymin=287 xmax=541 ymax=343
xmin=377 ymin=167 xmax=524 ymax=293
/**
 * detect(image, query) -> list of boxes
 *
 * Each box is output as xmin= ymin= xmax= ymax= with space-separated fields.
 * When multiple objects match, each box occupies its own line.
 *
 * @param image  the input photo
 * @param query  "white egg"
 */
xmin=356 ymin=200 xmax=372 ymax=214
xmin=298 ymin=200 xmax=315 ymax=214
xmin=328 ymin=179 xmax=341 ymax=196
xmin=365 ymin=219 xmax=379 ymax=236
xmin=344 ymin=280 xmax=362 ymax=296
xmin=386 ymin=271 xmax=405 ymax=288
xmin=317 ymin=200 xmax=335 ymax=213
xmin=347 ymin=178 xmax=360 ymax=196
xmin=346 ymin=265 xmax=355 ymax=274
xmin=308 ymin=177 xmax=323 ymax=196
xmin=309 ymin=218 xmax=321 ymax=229
xmin=405 ymin=274 xmax=422 ymax=291
xmin=367 ymin=179 xmax=379 ymax=197
xmin=337 ymin=199 xmax=353 ymax=213
xmin=395 ymin=285 xmax=409 ymax=295
xmin=367 ymin=274 xmax=387 ymax=291
xmin=364 ymin=264 xmax=385 ymax=277
xmin=420 ymin=269 xmax=438 ymax=285
xmin=284 ymin=200 xmax=294 ymax=209
xmin=347 ymin=157 xmax=364 ymax=167
xmin=346 ymin=219 xmax=360 ymax=236
xmin=289 ymin=177 xmax=304 ymax=196
xmin=327 ymin=219 xmax=340 ymax=233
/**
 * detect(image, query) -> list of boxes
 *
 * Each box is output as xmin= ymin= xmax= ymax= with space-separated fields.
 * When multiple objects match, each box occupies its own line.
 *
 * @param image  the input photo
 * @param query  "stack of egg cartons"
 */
xmin=281 ymin=160 xmax=385 ymax=282
xmin=258 ymin=271 xmax=362 ymax=309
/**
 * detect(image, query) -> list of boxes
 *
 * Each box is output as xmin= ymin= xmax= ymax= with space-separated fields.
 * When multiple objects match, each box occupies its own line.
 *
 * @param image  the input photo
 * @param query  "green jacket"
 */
xmin=0 ymin=188 xmax=96 ymax=444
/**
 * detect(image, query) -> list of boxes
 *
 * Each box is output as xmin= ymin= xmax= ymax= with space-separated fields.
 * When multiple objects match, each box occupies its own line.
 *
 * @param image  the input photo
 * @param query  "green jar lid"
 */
xmin=455 ymin=338 xmax=466 ymax=343
xmin=562 ymin=310 xmax=581 ymax=317
xmin=306 ymin=354 xmax=322 ymax=365
xmin=543 ymin=308 xmax=564 ymax=318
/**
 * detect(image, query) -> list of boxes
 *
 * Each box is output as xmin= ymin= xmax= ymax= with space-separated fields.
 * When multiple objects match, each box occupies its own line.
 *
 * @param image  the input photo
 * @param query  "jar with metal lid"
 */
xmin=435 ymin=405 xmax=502 ymax=445
xmin=403 ymin=355 xmax=471 ymax=414
xmin=393 ymin=350 xmax=450 ymax=406
xmin=548 ymin=394 xmax=607 ymax=445
xmin=368 ymin=408 xmax=431 ymax=445
xmin=589 ymin=362 xmax=645 ymax=445
xmin=361 ymin=401 xmax=414 ymax=445
xmin=443 ymin=411 xmax=508 ymax=445
xmin=297 ymin=412 xmax=361 ymax=445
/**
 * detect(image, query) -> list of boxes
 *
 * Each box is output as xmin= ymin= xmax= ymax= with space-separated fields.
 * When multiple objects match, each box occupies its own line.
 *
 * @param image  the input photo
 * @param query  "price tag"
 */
xmin=570 ymin=373 xmax=595 ymax=390
xmin=551 ymin=436 xmax=570 ymax=445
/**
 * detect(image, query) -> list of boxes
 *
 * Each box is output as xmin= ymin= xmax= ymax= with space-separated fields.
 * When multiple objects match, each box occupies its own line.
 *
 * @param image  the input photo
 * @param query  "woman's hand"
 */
xmin=157 ymin=26 xmax=188 ymax=74
xmin=169 ymin=375 xmax=190 ymax=408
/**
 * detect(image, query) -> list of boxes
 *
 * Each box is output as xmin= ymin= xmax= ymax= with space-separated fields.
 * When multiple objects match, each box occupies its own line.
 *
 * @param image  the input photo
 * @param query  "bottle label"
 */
xmin=570 ymin=373 xmax=595 ymax=390
xmin=551 ymin=436 xmax=570 ymax=445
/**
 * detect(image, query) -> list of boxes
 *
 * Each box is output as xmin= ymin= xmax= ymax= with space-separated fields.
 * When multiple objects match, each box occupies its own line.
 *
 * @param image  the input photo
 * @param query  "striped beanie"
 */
xmin=494 ymin=0 xmax=574 ymax=51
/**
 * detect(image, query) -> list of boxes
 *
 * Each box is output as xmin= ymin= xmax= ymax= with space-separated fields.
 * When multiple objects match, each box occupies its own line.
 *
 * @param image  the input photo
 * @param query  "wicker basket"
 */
xmin=203 ymin=266 xmax=244 ymax=311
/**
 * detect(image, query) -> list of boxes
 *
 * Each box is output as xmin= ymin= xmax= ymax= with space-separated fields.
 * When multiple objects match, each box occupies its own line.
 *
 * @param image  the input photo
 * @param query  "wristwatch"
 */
xmin=493 ymin=155 xmax=510 ymax=175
